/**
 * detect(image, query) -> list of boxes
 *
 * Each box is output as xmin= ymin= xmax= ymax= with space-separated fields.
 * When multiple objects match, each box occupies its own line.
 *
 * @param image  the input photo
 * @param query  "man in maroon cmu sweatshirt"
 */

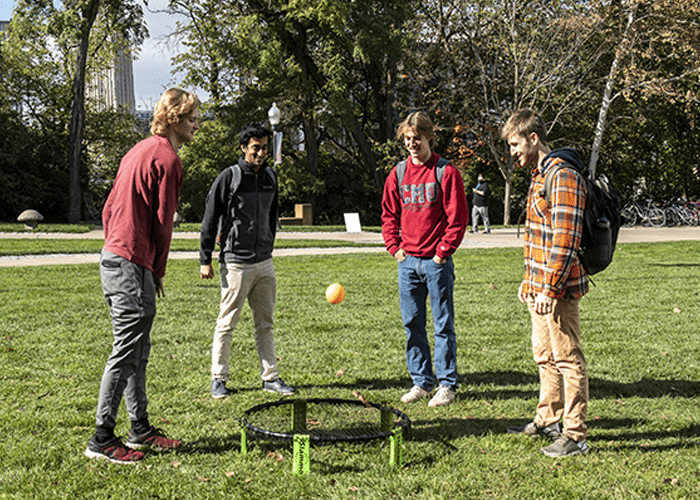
xmin=84 ymin=88 xmax=200 ymax=464
xmin=381 ymin=111 xmax=468 ymax=409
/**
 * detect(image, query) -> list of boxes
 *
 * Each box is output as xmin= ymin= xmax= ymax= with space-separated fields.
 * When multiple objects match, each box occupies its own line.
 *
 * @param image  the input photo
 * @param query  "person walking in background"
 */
xmin=85 ymin=88 xmax=200 ymax=464
xmin=381 ymin=111 xmax=468 ymax=408
xmin=199 ymin=122 xmax=294 ymax=399
xmin=471 ymin=174 xmax=491 ymax=234
xmin=501 ymin=108 xmax=590 ymax=457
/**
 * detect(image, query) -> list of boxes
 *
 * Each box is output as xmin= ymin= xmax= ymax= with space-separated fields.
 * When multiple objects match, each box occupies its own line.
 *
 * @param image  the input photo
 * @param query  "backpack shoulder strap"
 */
xmin=395 ymin=160 xmax=407 ymax=187
xmin=435 ymin=156 xmax=449 ymax=185
xmin=229 ymin=164 xmax=242 ymax=196
xmin=543 ymin=163 xmax=575 ymax=206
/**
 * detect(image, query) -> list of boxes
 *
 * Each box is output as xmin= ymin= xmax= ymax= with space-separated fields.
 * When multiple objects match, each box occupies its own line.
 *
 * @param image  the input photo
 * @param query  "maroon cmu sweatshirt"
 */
xmin=381 ymin=153 xmax=468 ymax=260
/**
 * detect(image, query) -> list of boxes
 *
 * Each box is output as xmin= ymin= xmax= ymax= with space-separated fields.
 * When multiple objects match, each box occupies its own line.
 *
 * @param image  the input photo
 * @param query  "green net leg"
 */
xmin=292 ymin=400 xmax=307 ymax=432
xmin=240 ymin=424 xmax=248 ymax=454
xmin=390 ymin=428 xmax=403 ymax=467
xmin=381 ymin=408 xmax=393 ymax=432
xmin=293 ymin=434 xmax=311 ymax=475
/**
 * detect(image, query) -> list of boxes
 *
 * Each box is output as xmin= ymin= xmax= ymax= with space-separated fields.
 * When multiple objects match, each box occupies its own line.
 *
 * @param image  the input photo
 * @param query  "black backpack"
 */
xmin=543 ymin=161 xmax=622 ymax=275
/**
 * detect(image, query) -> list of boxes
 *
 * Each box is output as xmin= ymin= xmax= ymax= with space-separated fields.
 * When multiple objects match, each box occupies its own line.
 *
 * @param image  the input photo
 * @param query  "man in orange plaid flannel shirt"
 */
xmin=501 ymin=109 xmax=590 ymax=457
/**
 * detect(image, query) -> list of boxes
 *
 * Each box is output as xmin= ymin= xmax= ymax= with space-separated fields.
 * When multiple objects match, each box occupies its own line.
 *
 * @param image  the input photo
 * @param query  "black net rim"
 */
xmin=241 ymin=397 xmax=411 ymax=443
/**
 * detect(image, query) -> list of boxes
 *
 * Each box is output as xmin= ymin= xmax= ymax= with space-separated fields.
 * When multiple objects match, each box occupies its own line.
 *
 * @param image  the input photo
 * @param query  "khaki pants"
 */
xmin=528 ymin=298 xmax=588 ymax=441
xmin=211 ymin=259 xmax=278 ymax=382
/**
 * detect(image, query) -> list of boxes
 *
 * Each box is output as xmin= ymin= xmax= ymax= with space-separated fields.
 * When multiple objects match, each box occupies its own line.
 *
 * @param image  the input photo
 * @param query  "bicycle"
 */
xmin=621 ymin=199 xmax=666 ymax=228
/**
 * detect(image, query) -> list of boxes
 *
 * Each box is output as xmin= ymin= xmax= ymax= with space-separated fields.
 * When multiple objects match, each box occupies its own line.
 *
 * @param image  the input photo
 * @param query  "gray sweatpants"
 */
xmin=94 ymin=250 xmax=155 ymax=431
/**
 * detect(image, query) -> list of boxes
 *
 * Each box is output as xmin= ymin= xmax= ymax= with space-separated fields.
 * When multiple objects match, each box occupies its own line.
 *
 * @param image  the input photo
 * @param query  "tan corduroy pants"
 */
xmin=528 ymin=297 xmax=588 ymax=441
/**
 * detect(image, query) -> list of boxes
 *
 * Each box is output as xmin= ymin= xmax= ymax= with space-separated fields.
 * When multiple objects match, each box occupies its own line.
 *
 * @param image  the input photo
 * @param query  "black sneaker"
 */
xmin=211 ymin=379 xmax=232 ymax=399
xmin=541 ymin=434 xmax=589 ymax=457
xmin=126 ymin=426 xmax=181 ymax=451
xmin=84 ymin=436 xmax=145 ymax=464
xmin=262 ymin=378 xmax=295 ymax=395
xmin=507 ymin=421 xmax=561 ymax=439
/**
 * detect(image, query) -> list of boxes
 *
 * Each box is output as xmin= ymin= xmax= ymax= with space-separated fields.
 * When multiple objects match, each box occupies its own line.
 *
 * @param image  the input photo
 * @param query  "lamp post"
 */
xmin=268 ymin=103 xmax=282 ymax=229
xmin=268 ymin=103 xmax=282 ymax=166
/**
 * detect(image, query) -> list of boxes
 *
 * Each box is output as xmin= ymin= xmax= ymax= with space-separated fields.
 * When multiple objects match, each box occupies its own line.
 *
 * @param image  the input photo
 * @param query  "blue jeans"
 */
xmin=398 ymin=255 xmax=458 ymax=391
xmin=95 ymin=251 xmax=155 ymax=432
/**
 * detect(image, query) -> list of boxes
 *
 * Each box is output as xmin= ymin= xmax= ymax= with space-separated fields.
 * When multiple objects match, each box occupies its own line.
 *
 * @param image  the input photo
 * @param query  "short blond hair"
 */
xmin=500 ymin=108 xmax=548 ymax=145
xmin=397 ymin=111 xmax=434 ymax=143
xmin=150 ymin=88 xmax=201 ymax=136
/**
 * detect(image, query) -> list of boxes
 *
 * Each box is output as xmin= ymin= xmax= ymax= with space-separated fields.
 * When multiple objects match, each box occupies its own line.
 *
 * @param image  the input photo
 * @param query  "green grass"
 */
xmin=1 ymin=242 xmax=700 ymax=498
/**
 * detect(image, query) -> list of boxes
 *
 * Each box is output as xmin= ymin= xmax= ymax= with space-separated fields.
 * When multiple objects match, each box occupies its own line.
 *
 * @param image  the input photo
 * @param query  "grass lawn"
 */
xmin=1 ymin=241 xmax=699 ymax=498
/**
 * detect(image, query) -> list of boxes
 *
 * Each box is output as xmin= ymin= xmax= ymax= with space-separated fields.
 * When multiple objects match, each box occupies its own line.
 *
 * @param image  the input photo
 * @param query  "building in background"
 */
xmin=87 ymin=46 xmax=136 ymax=114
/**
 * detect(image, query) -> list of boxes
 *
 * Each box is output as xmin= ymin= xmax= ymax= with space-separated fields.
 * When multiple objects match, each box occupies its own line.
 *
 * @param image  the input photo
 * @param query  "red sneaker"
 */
xmin=84 ymin=436 xmax=145 ymax=464
xmin=126 ymin=426 xmax=181 ymax=451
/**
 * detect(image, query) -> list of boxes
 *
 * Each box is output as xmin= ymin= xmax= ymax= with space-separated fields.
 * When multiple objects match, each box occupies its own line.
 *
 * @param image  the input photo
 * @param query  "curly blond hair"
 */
xmin=150 ymin=88 xmax=201 ymax=136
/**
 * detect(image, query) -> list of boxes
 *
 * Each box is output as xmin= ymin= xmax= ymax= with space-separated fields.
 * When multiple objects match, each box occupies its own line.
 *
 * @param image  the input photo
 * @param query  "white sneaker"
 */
xmin=428 ymin=386 xmax=455 ymax=407
xmin=401 ymin=385 xmax=431 ymax=404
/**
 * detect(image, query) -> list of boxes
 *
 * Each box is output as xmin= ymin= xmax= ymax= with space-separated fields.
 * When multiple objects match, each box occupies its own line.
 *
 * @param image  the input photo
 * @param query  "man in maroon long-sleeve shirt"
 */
xmin=84 ymin=88 xmax=200 ymax=464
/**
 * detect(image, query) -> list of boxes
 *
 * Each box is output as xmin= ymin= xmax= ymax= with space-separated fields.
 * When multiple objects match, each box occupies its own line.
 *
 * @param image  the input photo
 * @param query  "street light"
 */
xmin=268 ymin=103 xmax=282 ymax=166
xmin=268 ymin=102 xmax=281 ymax=129
xmin=268 ymin=103 xmax=283 ymax=229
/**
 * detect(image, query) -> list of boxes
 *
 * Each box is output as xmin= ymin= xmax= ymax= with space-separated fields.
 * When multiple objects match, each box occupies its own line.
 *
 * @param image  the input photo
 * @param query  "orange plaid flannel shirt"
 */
xmin=522 ymin=157 xmax=588 ymax=299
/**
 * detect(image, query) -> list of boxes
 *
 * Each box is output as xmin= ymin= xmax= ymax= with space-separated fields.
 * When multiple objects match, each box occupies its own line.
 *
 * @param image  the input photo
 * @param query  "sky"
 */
xmin=0 ymin=0 xmax=208 ymax=110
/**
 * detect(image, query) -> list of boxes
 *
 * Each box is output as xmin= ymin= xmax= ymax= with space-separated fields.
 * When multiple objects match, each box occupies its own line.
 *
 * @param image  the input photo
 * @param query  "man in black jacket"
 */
xmin=471 ymin=174 xmax=491 ymax=234
xmin=199 ymin=122 xmax=294 ymax=398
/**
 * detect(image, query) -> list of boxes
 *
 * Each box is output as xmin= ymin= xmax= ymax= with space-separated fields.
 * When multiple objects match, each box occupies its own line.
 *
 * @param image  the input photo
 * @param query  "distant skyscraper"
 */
xmin=88 ymin=47 xmax=136 ymax=114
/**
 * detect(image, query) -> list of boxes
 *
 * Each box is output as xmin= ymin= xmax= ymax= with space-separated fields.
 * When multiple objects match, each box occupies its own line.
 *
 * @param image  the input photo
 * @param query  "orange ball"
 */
xmin=326 ymin=283 xmax=345 ymax=304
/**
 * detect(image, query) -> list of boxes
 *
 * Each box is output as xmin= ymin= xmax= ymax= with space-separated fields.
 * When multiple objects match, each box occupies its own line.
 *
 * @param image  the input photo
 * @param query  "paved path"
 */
xmin=0 ymin=226 xmax=698 ymax=267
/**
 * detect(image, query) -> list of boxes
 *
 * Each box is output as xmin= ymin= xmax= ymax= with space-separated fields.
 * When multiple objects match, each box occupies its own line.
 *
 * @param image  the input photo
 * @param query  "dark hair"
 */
xmin=239 ymin=122 xmax=272 ymax=147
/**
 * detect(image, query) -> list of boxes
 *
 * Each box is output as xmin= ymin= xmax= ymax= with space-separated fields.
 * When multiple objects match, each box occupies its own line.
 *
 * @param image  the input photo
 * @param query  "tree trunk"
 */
xmin=67 ymin=0 xmax=101 ymax=223
xmin=589 ymin=4 xmax=636 ymax=178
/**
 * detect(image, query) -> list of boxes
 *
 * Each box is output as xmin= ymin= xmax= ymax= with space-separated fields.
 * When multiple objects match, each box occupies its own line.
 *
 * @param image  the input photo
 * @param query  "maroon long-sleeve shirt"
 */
xmin=102 ymin=134 xmax=183 ymax=279
xmin=381 ymin=153 xmax=468 ymax=259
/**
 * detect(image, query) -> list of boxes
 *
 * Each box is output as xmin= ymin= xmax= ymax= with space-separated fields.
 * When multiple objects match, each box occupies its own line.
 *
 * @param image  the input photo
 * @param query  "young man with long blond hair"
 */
xmin=85 ymin=88 xmax=200 ymax=464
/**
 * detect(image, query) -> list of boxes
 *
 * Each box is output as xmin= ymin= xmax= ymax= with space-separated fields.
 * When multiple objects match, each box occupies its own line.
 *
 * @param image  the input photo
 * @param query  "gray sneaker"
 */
xmin=428 ymin=386 xmax=455 ymax=407
xmin=541 ymin=434 xmax=589 ymax=457
xmin=263 ymin=378 xmax=295 ymax=395
xmin=507 ymin=421 xmax=561 ymax=439
xmin=400 ymin=385 xmax=431 ymax=404
xmin=211 ymin=379 xmax=232 ymax=399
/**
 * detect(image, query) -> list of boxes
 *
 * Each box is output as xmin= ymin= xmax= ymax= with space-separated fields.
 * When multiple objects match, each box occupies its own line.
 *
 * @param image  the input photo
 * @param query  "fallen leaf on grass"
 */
xmin=615 ymin=399 xmax=625 ymax=405
xmin=349 ymin=486 xmax=360 ymax=492
xmin=673 ymin=308 xmax=681 ymax=313
xmin=197 ymin=477 xmax=210 ymax=482
xmin=353 ymin=391 xmax=372 ymax=408
xmin=171 ymin=461 xmax=181 ymax=468
xmin=225 ymin=471 xmax=235 ymax=478
xmin=489 ymin=282 xmax=496 ymax=290
xmin=336 ymin=369 xmax=346 ymax=376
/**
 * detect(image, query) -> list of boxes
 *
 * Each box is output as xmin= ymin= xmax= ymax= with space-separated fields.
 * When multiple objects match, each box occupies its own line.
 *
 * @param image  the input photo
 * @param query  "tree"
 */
xmin=162 ymin=0 xmax=414 ymax=223
xmin=404 ymin=0 xmax=604 ymax=224
xmin=65 ymin=0 xmax=147 ymax=223
xmin=588 ymin=0 xmax=700 ymax=177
